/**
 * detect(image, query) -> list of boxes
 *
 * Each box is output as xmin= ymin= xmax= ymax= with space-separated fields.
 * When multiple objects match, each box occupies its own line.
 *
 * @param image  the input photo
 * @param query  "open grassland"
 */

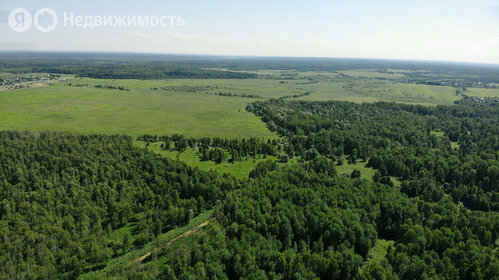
xmin=299 ymin=79 xmax=462 ymax=105
xmin=2 ymin=74 xmax=498 ymax=139
xmin=0 ymin=79 xmax=280 ymax=138
xmin=466 ymin=87 xmax=499 ymax=98
xmin=74 ymin=77 xmax=310 ymax=98
xmin=338 ymin=69 xmax=407 ymax=79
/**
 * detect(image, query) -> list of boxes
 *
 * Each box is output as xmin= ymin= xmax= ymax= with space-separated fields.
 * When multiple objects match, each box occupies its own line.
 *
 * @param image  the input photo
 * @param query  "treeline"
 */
xmin=210 ymin=92 xmax=263 ymax=99
xmin=3 ymin=52 xmax=499 ymax=83
xmin=0 ymin=53 xmax=260 ymax=79
xmin=277 ymin=91 xmax=312 ymax=100
xmin=156 ymin=85 xmax=263 ymax=98
xmin=66 ymin=83 xmax=130 ymax=91
xmin=93 ymin=84 xmax=129 ymax=91
xmin=111 ymin=161 xmax=498 ymax=279
xmin=181 ymin=91 xmax=263 ymax=99
xmin=56 ymin=66 xmax=257 ymax=79
xmin=247 ymin=99 xmax=498 ymax=211
xmin=0 ymin=131 xmax=238 ymax=279
xmin=137 ymin=134 xmax=280 ymax=163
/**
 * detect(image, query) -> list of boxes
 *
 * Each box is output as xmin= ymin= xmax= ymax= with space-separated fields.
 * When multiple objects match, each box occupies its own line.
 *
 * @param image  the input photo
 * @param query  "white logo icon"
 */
xmin=34 ymin=8 xmax=58 ymax=32
xmin=8 ymin=8 xmax=58 ymax=33
xmin=8 ymin=8 xmax=32 ymax=32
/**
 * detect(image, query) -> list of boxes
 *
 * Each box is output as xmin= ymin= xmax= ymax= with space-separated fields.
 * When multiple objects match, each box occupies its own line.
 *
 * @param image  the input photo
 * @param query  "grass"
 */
xmin=2 ymin=73 xmax=495 ymax=141
xmin=367 ymin=239 xmax=395 ymax=263
xmin=339 ymin=69 xmax=407 ymax=79
xmin=1 ymin=73 xmax=491 ymax=140
xmin=336 ymin=160 xmax=376 ymax=180
xmin=0 ymin=79 xmax=279 ymax=138
xmin=109 ymin=212 xmax=147 ymax=245
xmin=431 ymin=131 xmax=445 ymax=137
xmin=119 ymin=220 xmax=223 ymax=278
xmin=336 ymin=159 xmax=401 ymax=186
xmin=466 ymin=87 xmax=499 ymax=98
xmin=360 ymin=239 xmax=395 ymax=274
xmin=299 ymin=79 xmax=460 ymax=105
xmin=432 ymin=131 xmax=460 ymax=149
xmin=134 ymin=140 xmax=289 ymax=179
xmin=138 ymin=140 xmax=402 ymax=183
xmin=79 ymin=209 xmax=215 ymax=280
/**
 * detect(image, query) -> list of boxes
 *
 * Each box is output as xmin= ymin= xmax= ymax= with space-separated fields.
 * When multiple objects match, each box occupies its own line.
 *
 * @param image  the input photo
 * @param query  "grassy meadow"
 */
xmin=0 ymin=78 xmax=280 ymax=138
xmin=298 ymin=79 xmax=461 ymax=105
xmin=1 ymin=72 xmax=498 ymax=140
xmin=134 ymin=140 xmax=299 ymax=179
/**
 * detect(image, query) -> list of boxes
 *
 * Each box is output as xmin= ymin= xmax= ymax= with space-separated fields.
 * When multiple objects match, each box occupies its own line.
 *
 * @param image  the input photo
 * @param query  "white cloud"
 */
xmin=163 ymin=31 xmax=200 ymax=40
xmin=129 ymin=32 xmax=153 ymax=38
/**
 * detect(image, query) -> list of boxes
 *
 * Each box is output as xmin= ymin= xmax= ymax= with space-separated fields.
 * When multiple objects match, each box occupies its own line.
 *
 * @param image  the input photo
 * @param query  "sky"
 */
xmin=1 ymin=0 xmax=498 ymax=64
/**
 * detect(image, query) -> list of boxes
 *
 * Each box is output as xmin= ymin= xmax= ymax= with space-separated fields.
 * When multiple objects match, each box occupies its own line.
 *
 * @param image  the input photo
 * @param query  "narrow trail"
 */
xmin=125 ymin=219 xmax=214 ymax=268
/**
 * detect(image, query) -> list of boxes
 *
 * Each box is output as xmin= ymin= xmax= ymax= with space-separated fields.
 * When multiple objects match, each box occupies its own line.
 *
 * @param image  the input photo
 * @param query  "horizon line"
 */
xmin=1 ymin=50 xmax=499 ymax=67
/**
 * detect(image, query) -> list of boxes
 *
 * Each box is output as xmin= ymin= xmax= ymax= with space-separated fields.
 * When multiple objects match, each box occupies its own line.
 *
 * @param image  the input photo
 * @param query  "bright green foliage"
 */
xmin=0 ymin=132 xmax=235 ymax=279
xmin=249 ymin=99 xmax=499 ymax=211
xmin=115 ymin=164 xmax=498 ymax=279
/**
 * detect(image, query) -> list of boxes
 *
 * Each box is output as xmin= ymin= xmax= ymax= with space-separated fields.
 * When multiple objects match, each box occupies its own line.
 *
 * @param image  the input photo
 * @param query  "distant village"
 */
xmin=463 ymin=95 xmax=499 ymax=102
xmin=0 ymin=74 xmax=66 ymax=90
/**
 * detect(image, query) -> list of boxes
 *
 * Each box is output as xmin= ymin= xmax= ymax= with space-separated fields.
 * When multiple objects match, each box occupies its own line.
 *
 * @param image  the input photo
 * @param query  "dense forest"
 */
xmin=0 ymin=53 xmax=258 ymax=79
xmin=0 ymin=132 xmax=237 ymax=279
xmin=1 ymin=52 xmax=499 ymax=83
xmin=109 ymin=160 xmax=498 ymax=279
xmin=0 ymin=96 xmax=497 ymax=279
xmin=247 ymin=99 xmax=499 ymax=212
xmin=137 ymin=134 xmax=280 ymax=163
xmin=99 ymin=99 xmax=498 ymax=279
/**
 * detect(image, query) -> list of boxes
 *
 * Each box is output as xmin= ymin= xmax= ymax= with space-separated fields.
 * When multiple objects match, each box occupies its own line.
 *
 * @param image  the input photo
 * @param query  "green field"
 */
xmin=467 ymin=87 xmax=499 ymax=98
xmin=339 ymin=69 xmax=408 ymax=79
xmin=299 ymin=79 xmax=462 ymax=105
xmin=1 ymin=73 xmax=498 ymax=140
xmin=0 ymin=78 xmax=280 ymax=138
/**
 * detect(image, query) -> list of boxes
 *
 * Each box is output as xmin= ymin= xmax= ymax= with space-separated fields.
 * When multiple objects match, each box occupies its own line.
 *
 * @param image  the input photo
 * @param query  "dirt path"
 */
xmin=125 ymin=219 xmax=214 ymax=268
